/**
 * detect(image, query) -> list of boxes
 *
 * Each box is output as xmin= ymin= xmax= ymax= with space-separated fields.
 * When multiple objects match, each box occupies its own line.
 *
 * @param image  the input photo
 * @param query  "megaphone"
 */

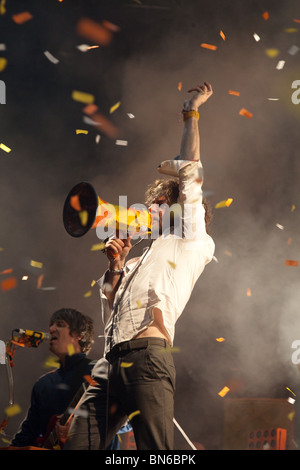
xmin=63 ymin=182 xmax=151 ymax=239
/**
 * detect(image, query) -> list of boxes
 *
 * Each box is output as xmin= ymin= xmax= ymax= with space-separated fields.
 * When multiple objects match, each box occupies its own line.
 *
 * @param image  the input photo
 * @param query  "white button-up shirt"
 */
xmin=97 ymin=159 xmax=215 ymax=356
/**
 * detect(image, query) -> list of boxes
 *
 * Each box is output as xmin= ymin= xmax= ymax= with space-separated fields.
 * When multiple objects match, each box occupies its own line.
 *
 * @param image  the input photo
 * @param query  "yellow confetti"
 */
xmin=0 ymin=0 xmax=6 ymax=15
xmin=30 ymin=259 xmax=43 ymax=269
xmin=72 ymin=90 xmax=95 ymax=104
xmin=91 ymin=280 xmax=96 ymax=287
xmin=84 ymin=290 xmax=92 ymax=297
xmin=128 ymin=410 xmax=140 ymax=421
xmin=167 ymin=260 xmax=176 ymax=269
xmin=5 ymin=403 xmax=21 ymax=417
xmin=44 ymin=356 xmax=60 ymax=369
xmin=67 ymin=343 xmax=75 ymax=356
xmin=284 ymin=28 xmax=298 ymax=33
xmin=120 ymin=362 xmax=133 ymax=368
xmin=288 ymin=411 xmax=295 ymax=421
xmin=215 ymin=198 xmax=233 ymax=209
xmin=90 ymin=242 xmax=106 ymax=251
xmin=79 ymin=210 xmax=88 ymax=226
xmin=218 ymin=386 xmax=230 ymax=397
xmin=0 ymin=143 xmax=11 ymax=153
xmin=76 ymin=129 xmax=88 ymax=134
xmin=291 ymin=205 xmax=296 ymax=212
xmin=286 ymin=387 xmax=296 ymax=396
xmin=216 ymin=337 xmax=226 ymax=342
xmin=136 ymin=300 xmax=142 ymax=308
xmin=265 ymin=49 xmax=280 ymax=58
xmin=109 ymin=101 xmax=121 ymax=114
xmin=0 ymin=57 xmax=7 ymax=71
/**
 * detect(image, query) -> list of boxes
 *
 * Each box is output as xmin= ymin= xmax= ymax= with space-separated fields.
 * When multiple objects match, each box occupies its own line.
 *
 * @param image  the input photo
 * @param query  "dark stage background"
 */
xmin=0 ymin=0 xmax=300 ymax=450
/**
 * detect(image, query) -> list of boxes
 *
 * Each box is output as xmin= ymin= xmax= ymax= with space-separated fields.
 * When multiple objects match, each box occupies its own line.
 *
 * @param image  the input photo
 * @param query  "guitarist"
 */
xmin=10 ymin=308 xmax=96 ymax=449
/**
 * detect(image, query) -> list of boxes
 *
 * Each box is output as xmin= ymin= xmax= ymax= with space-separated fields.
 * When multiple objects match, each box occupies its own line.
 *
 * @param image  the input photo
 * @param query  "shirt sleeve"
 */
xmin=157 ymin=159 xmax=206 ymax=240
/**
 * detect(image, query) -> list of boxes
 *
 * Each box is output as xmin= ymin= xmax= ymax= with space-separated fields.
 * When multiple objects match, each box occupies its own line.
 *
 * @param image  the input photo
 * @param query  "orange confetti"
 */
xmin=77 ymin=18 xmax=113 ymax=46
xmin=83 ymin=103 xmax=99 ymax=115
xmin=218 ymin=386 xmax=230 ymax=397
xmin=262 ymin=11 xmax=269 ymax=20
xmin=0 ymin=268 xmax=13 ymax=275
xmin=239 ymin=108 xmax=253 ymax=118
xmin=220 ymin=30 xmax=226 ymax=40
xmin=228 ymin=90 xmax=240 ymax=96
xmin=177 ymin=81 xmax=182 ymax=91
xmin=247 ymin=288 xmax=252 ymax=297
xmin=36 ymin=274 xmax=44 ymax=289
xmin=86 ymin=111 xmax=119 ymax=139
xmin=285 ymin=260 xmax=298 ymax=267
xmin=70 ymin=194 xmax=82 ymax=212
xmin=83 ymin=375 xmax=98 ymax=386
xmin=200 ymin=43 xmax=218 ymax=51
xmin=12 ymin=11 xmax=33 ymax=24
xmin=216 ymin=337 xmax=225 ymax=342
xmin=293 ymin=19 xmax=300 ymax=24
xmin=1 ymin=277 xmax=17 ymax=291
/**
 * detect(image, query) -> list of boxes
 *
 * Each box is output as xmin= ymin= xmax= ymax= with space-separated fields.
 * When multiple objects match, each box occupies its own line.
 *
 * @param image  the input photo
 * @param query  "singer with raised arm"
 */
xmin=10 ymin=309 xmax=95 ymax=449
xmin=65 ymin=82 xmax=215 ymax=450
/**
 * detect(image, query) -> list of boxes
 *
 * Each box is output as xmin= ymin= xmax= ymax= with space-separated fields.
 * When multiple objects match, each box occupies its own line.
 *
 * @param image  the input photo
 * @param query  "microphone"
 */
xmin=15 ymin=329 xmax=51 ymax=343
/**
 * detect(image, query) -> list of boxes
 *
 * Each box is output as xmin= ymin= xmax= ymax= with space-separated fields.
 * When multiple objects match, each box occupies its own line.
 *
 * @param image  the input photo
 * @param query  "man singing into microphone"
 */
xmin=65 ymin=81 xmax=215 ymax=450
xmin=10 ymin=308 xmax=95 ymax=448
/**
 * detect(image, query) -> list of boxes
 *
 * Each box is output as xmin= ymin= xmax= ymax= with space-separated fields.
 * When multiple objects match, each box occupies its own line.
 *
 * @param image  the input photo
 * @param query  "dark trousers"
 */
xmin=65 ymin=338 xmax=176 ymax=450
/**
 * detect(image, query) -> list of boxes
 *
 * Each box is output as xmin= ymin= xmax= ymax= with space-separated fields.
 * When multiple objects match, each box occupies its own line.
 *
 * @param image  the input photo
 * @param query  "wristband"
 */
xmin=109 ymin=267 xmax=125 ymax=274
xmin=183 ymin=110 xmax=199 ymax=121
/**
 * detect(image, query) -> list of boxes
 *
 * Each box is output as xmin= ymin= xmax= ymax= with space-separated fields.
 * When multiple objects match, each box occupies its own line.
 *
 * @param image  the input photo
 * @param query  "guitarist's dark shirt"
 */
xmin=11 ymin=353 xmax=93 ymax=447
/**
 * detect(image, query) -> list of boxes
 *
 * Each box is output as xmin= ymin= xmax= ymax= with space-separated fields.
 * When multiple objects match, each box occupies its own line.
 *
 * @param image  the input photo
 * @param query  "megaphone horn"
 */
xmin=63 ymin=182 xmax=151 ymax=238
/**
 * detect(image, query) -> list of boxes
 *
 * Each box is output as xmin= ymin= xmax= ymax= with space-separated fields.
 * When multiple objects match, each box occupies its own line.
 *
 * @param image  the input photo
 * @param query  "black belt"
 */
xmin=106 ymin=337 xmax=169 ymax=363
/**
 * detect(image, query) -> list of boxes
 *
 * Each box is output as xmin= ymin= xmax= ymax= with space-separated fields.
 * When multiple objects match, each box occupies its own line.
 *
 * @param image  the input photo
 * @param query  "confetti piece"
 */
xmin=1 ymin=277 xmax=17 ymax=291
xmin=285 ymin=260 xmax=298 ymax=267
xmin=276 ymin=60 xmax=285 ymax=70
xmin=253 ymin=33 xmax=261 ymax=42
xmin=215 ymin=198 xmax=233 ymax=208
xmin=91 ymin=280 xmax=96 ymax=287
xmin=83 ymin=103 xmax=99 ymax=115
xmin=36 ymin=274 xmax=44 ymax=289
xmin=284 ymin=28 xmax=298 ymax=33
xmin=0 ymin=57 xmax=7 ymax=71
xmin=115 ymin=139 xmax=128 ymax=146
xmin=216 ymin=337 xmax=226 ymax=342
xmin=220 ymin=30 xmax=226 ymax=40
xmin=72 ymin=90 xmax=95 ymax=104
xmin=67 ymin=343 xmax=75 ymax=356
xmin=83 ymin=375 xmax=98 ymax=386
xmin=128 ymin=410 xmax=140 ymax=421
xmin=262 ymin=11 xmax=269 ymax=20
xmin=288 ymin=410 xmax=295 ymax=420
xmin=109 ymin=101 xmax=121 ymax=114
xmin=247 ymin=288 xmax=252 ymax=297
xmin=84 ymin=291 xmax=92 ymax=298
xmin=0 ymin=268 xmax=12 ymax=275
xmin=12 ymin=11 xmax=33 ymax=24
xmin=30 ymin=259 xmax=43 ymax=269
xmin=293 ymin=19 xmax=300 ymax=24
xmin=67 ymin=407 xmax=89 ymax=418
xmin=200 ymin=43 xmax=217 ymax=51
xmin=167 ymin=260 xmax=176 ymax=269
xmin=0 ymin=143 xmax=11 ymax=153
xmin=136 ymin=300 xmax=142 ymax=308
xmin=70 ymin=194 xmax=81 ymax=212
xmin=239 ymin=108 xmax=253 ymax=118
xmin=286 ymin=387 xmax=296 ymax=396
xmin=90 ymin=243 xmax=106 ymax=251
xmin=79 ymin=210 xmax=88 ymax=226
xmin=177 ymin=81 xmax=182 ymax=91
xmin=276 ymin=223 xmax=284 ymax=230
xmin=44 ymin=356 xmax=60 ymax=368
xmin=288 ymin=45 xmax=299 ymax=56
xmin=127 ymin=113 xmax=135 ymax=119
xmin=0 ymin=0 xmax=6 ymax=15
xmin=22 ymin=275 xmax=28 ymax=281
xmin=5 ymin=404 xmax=21 ymax=417
xmin=291 ymin=205 xmax=296 ymax=212
xmin=76 ymin=129 xmax=88 ymax=134
xmin=76 ymin=18 xmax=114 ymax=46
xmin=218 ymin=386 xmax=230 ymax=397
xmin=86 ymin=111 xmax=119 ymax=139
xmin=228 ymin=90 xmax=240 ymax=96
xmin=43 ymin=51 xmax=59 ymax=64
xmin=120 ymin=362 xmax=133 ymax=368
xmin=224 ymin=251 xmax=232 ymax=256
xmin=265 ymin=49 xmax=280 ymax=58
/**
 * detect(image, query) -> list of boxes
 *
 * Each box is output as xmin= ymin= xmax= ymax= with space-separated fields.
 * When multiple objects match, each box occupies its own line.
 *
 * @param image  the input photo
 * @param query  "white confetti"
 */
xmin=253 ymin=33 xmax=261 ymax=42
xmin=276 ymin=60 xmax=285 ymax=70
xmin=288 ymin=45 xmax=299 ymax=56
xmin=115 ymin=139 xmax=128 ymax=146
xmin=43 ymin=51 xmax=59 ymax=64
